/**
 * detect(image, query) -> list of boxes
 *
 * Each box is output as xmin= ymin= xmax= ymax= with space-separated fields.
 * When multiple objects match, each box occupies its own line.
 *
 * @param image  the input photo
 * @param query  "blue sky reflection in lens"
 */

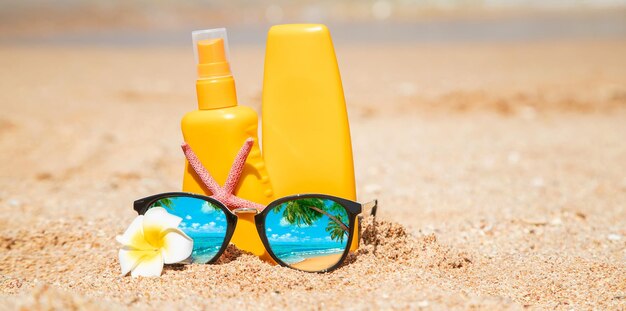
xmin=148 ymin=196 xmax=228 ymax=263
xmin=264 ymin=198 xmax=349 ymax=271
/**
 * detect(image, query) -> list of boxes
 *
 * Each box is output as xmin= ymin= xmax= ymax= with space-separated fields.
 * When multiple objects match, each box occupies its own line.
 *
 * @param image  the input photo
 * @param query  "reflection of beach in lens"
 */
xmin=270 ymin=243 xmax=345 ymax=264
xmin=188 ymin=236 xmax=225 ymax=263
xmin=270 ymin=243 xmax=346 ymax=271
xmin=149 ymin=196 xmax=228 ymax=263
xmin=265 ymin=198 xmax=349 ymax=271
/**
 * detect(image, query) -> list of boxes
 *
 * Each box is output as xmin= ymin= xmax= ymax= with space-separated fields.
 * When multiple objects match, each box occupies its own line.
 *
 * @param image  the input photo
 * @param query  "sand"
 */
xmin=0 ymin=38 xmax=625 ymax=310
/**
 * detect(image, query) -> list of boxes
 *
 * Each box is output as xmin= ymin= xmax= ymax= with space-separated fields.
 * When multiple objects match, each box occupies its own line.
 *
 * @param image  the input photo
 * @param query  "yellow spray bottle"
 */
xmin=181 ymin=28 xmax=274 ymax=259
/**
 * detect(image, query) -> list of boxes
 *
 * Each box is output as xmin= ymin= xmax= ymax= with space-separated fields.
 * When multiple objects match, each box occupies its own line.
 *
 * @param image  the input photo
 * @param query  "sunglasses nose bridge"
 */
xmin=232 ymin=207 xmax=260 ymax=215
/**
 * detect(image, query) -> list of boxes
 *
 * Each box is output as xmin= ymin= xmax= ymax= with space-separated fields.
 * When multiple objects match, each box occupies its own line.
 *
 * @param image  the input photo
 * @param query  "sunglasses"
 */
xmin=133 ymin=192 xmax=377 ymax=272
xmin=131 ymin=138 xmax=377 ymax=272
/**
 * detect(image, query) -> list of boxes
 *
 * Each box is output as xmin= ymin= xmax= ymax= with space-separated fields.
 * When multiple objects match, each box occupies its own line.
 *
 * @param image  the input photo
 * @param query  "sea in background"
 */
xmin=1 ymin=0 xmax=625 ymax=46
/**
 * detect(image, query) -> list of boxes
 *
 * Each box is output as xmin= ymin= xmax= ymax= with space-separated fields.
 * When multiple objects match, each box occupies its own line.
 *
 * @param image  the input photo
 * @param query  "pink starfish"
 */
xmin=181 ymin=138 xmax=265 ymax=211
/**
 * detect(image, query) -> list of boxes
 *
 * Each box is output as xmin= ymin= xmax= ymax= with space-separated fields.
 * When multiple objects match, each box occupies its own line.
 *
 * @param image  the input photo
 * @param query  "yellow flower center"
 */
xmin=143 ymin=224 xmax=166 ymax=249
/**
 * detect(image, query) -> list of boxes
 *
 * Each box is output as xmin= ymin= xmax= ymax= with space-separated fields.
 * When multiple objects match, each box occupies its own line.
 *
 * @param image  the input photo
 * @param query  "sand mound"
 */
xmin=359 ymin=217 xmax=473 ymax=269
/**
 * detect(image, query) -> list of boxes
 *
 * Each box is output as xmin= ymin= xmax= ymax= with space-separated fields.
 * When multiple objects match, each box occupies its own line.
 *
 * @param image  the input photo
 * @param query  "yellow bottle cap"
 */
xmin=191 ymin=28 xmax=238 ymax=110
xmin=197 ymin=38 xmax=231 ymax=78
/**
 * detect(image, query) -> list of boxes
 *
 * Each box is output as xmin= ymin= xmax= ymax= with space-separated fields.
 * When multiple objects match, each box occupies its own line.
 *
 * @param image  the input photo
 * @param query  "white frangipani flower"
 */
xmin=116 ymin=207 xmax=193 ymax=277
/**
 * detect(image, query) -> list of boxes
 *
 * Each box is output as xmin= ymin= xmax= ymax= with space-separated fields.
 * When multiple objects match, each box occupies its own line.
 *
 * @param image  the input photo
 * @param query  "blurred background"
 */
xmin=1 ymin=0 xmax=626 ymax=45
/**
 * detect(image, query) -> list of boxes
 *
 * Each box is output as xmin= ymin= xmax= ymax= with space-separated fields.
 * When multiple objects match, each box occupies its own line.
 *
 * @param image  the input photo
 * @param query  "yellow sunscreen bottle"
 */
xmin=182 ymin=28 xmax=274 ymax=259
xmin=261 ymin=24 xmax=359 ymax=251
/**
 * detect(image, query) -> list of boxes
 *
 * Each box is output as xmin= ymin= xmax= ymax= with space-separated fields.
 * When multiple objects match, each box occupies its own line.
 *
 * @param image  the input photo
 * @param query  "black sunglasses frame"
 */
xmin=133 ymin=192 xmax=373 ymax=273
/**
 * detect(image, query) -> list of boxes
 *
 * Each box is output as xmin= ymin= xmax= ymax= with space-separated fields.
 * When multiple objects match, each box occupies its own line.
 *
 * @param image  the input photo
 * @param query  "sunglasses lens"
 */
xmin=264 ymin=197 xmax=351 ymax=272
xmin=148 ymin=196 xmax=228 ymax=264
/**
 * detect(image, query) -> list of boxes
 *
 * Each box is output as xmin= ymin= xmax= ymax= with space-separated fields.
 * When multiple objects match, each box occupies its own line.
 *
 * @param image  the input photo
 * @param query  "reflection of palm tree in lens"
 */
xmin=206 ymin=202 xmax=221 ymax=212
xmin=274 ymin=199 xmax=349 ymax=242
xmin=152 ymin=198 xmax=174 ymax=210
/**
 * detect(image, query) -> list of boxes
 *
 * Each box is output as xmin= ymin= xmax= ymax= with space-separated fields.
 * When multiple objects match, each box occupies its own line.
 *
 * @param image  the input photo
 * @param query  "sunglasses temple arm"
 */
xmin=357 ymin=200 xmax=377 ymax=249
xmin=181 ymin=143 xmax=222 ymax=194
xmin=361 ymin=199 xmax=378 ymax=217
